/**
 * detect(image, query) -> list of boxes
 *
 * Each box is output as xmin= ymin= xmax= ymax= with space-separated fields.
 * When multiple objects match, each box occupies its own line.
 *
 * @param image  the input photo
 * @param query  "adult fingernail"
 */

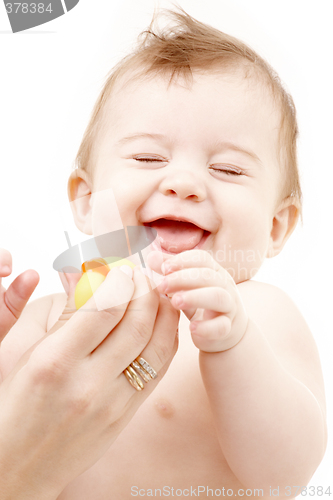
xmin=118 ymin=265 xmax=133 ymax=278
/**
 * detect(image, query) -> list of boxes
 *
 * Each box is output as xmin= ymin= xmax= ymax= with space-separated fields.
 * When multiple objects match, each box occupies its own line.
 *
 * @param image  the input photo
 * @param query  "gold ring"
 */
xmin=123 ymin=356 xmax=157 ymax=391
xmin=123 ymin=366 xmax=144 ymax=391
xmin=131 ymin=360 xmax=151 ymax=382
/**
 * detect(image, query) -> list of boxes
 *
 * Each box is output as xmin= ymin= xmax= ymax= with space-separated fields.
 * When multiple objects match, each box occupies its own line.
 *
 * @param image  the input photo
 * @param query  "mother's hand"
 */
xmin=0 ymin=248 xmax=39 ymax=342
xmin=0 ymin=266 xmax=179 ymax=500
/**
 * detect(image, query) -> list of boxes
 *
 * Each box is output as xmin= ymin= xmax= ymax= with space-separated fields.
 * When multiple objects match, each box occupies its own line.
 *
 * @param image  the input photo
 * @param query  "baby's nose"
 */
xmin=158 ymin=170 xmax=206 ymax=201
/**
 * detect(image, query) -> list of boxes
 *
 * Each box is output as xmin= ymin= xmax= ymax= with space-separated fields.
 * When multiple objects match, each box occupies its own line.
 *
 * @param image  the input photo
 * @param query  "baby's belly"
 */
xmin=56 ymin=346 xmax=268 ymax=500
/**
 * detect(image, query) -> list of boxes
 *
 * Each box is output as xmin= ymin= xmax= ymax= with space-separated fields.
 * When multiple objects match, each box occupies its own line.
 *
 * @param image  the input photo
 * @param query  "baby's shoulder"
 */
xmin=236 ymin=280 xmax=312 ymax=334
xmin=237 ymin=279 xmax=297 ymax=310
xmin=236 ymin=279 xmax=311 ymax=347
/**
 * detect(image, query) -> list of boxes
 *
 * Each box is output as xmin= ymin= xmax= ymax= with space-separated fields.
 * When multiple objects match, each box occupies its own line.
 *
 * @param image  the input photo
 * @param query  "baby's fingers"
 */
xmin=171 ymin=287 xmax=233 ymax=314
xmin=146 ymin=250 xmax=169 ymax=276
xmin=190 ymin=315 xmax=233 ymax=352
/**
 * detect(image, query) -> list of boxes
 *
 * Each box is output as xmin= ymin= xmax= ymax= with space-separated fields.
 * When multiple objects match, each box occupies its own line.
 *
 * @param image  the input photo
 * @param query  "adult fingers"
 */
xmin=50 ymin=267 xmax=135 ymax=358
xmin=58 ymin=271 xmax=70 ymax=296
xmin=102 ymin=292 xmax=179 ymax=400
xmin=47 ymin=271 xmax=82 ymax=336
xmin=0 ymin=270 xmax=39 ymax=342
xmin=134 ymin=293 xmax=180 ymax=377
xmin=91 ymin=266 xmax=160 ymax=371
xmin=0 ymin=248 xmax=12 ymax=305
xmin=4 ymin=270 xmax=40 ymax=317
xmin=0 ymin=248 xmax=12 ymax=278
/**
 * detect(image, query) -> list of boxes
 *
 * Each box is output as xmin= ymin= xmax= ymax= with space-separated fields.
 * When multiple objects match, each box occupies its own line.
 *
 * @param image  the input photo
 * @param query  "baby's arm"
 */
xmin=200 ymin=281 xmax=327 ymax=491
xmin=150 ymin=250 xmax=327 ymax=493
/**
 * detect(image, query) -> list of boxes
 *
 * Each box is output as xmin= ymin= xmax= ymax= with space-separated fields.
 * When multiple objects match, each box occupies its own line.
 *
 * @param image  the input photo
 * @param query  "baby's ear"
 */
xmin=267 ymin=196 xmax=300 ymax=258
xmin=67 ymin=169 xmax=93 ymax=235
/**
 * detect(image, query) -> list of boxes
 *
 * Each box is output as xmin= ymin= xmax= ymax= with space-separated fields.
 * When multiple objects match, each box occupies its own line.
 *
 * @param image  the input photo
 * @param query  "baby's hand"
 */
xmin=148 ymin=249 xmax=248 ymax=352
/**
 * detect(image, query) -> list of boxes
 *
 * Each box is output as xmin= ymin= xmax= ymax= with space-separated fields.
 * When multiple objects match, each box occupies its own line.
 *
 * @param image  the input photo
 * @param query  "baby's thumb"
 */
xmin=47 ymin=270 xmax=82 ymax=335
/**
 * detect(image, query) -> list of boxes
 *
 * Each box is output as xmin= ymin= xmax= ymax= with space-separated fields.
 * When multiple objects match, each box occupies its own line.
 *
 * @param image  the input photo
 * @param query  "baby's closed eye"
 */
xmin=134 ymin=156 xmax=167 ymax=163
xmin=209 ymin=165 xmax=243 ymax=175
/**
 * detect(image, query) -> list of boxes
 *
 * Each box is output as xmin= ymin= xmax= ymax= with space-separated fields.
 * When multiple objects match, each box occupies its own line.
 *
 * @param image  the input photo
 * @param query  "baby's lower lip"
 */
xmin=150 ymin=231 xmax=210 ymax=255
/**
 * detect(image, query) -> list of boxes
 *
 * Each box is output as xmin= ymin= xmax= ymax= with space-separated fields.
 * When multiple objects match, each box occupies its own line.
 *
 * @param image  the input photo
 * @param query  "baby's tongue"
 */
xmin=150 ymin=219 xmax=204 ymax=253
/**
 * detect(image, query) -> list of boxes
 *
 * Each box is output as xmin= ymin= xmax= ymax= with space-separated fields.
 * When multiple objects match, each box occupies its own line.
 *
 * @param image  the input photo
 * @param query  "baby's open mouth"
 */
xmin=144 ymin=218 xmax=210 ymax=254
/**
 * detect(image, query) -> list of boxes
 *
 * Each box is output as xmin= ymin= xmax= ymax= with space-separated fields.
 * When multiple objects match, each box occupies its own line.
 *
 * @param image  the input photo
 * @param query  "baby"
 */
xmin=1 ymin=8 xmax=327 ymax=499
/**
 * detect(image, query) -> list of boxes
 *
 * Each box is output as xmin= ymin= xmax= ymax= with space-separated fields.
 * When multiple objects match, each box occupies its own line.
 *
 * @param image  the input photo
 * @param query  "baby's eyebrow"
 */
xmin=115 ymin=133 xmax=167 ymax=147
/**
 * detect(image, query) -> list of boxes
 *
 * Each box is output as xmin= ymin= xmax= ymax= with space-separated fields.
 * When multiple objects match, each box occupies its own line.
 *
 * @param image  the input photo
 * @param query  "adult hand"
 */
xmin=0 ymin=248 xmax=39 ymax=342
xmin=0 ymin=265 xmax=179 ymax=500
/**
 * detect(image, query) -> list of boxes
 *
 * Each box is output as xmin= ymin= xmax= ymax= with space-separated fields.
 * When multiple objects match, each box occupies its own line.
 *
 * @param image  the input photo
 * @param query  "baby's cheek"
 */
xmin=91 ymin=188 xmax=124 ymax=236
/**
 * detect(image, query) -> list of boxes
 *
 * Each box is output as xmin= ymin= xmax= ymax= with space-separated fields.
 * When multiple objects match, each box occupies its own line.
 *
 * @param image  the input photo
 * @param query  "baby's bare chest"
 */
xmin=56 ymin=325 xmax=240 ymax=500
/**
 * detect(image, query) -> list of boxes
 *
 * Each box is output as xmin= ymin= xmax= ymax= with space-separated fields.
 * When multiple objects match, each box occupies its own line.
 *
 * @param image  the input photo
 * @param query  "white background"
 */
xmin=0 ymin=0 xmax=332 ymax=492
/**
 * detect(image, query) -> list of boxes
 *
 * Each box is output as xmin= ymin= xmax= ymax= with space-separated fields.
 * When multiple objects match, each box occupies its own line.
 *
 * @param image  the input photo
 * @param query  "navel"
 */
xmin=154 ymin=398 xmax=175 ymax=419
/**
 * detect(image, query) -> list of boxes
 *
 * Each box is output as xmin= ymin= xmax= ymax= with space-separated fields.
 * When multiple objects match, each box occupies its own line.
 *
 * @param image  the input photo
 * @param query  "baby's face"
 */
xmin=87 ymin=70 xmax=285 ymax=283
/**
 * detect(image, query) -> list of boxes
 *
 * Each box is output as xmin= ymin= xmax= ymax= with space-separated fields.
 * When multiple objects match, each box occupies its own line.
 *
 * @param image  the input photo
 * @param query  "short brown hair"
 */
xmin=75 ymin=6 xmax=302 ymax=217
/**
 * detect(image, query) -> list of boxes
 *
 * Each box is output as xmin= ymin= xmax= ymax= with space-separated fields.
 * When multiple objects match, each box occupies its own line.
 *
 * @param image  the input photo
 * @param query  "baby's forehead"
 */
xmin=105 ymin=67 xmax=279 ymax=122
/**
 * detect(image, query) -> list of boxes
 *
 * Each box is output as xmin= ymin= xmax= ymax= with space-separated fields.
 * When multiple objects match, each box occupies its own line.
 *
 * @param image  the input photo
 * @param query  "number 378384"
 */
xmin=5 ymin=3 xmax=53 ymax=14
